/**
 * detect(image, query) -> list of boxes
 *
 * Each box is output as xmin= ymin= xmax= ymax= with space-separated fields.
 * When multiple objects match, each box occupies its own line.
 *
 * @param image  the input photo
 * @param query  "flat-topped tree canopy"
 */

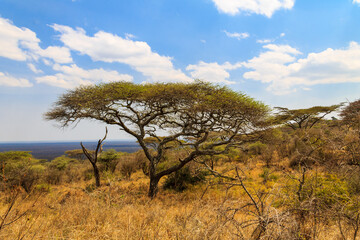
xmin=45 ymin=80 xmax=269 ymax=198
xmin=274 ymin=105 xmax=341 ymax=130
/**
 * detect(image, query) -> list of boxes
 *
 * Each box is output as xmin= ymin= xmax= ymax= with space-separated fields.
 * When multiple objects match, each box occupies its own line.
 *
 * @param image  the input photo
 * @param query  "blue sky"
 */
xmin=1 ymin=0 xmax=360 ymax=141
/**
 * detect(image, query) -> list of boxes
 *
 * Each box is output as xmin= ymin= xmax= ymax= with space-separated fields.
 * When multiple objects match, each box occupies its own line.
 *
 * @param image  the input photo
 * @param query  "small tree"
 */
xmin=45 ymin=81 xmax=268 ymax=198
xmin=274 ymin=105 xmax=340 ymax=130
xmin=99 ymin=149 xmax=121 ymax=173
xmin=65 ymin=149 xmax=87 ymax=161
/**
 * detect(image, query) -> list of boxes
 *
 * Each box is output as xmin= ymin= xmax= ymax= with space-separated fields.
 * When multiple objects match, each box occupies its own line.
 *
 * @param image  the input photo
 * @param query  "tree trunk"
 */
xmin=92 ymin=163 xmax=101 ymax=187
xmin=148 ymin=175 xmax=160 ymax=199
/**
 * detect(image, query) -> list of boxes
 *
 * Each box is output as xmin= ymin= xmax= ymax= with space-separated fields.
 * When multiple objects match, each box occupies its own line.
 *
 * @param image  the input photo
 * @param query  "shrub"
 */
xmin=119 ymin=156 xmax=139 ymax=180
xmin=248 ymin=141 xmax=267 ymax=155
xmin=45 ymin=156 xmax=81 ymax=184
xmin=99 ymin=149 xmax=121 ymax=173
xmin=163 ymin=166 xmax=206 ymax=192
xmin=0 ymin=151 xmax=45 ymax=192
xmin=48 ymin=156 xmax=72 ymax=171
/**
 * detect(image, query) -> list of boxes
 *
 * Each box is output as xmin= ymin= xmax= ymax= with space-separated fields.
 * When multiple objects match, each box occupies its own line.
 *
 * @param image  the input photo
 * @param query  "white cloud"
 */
xmin=51 ymin=24 xmax=192 ymax=83
xmin=125 ymin=33 xmax=136 ymax=39
xmin=257 ymin=39 xmax=273 ymax=44
xmin=353 ymin=0 xmax=360 ymax=4
xmin=0 ymin=17 xmax=72 ymax=64
xmin=36 ymin=64 xmax=133 ymax=89
xmin=223 ymin=30 xmax=249 ymax=40
xmin=243 ymin=42 xmax=360 ymax=94
xmin=186 ymin=61 xmax=242 ymax=84
xmin=212 ymin=0 xmax=295 ymax=17
xmin=0 ymin=18 xmax=36 ymax=61
xmin=27 ymin=63 xmax=43 ymax=74
xmin=0 ymin=72 xmax=33 ymax=87
xmin=29 ymin=45 xmax=73 ymax=64
xmin=257 ymin=33 xmax=286 ymax=44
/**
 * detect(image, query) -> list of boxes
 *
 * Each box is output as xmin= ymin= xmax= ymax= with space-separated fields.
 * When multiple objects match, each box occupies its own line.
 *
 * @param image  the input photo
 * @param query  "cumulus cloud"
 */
xmin=0 ymin=72 xmax=33 ymax=87
xmin=223 ymin=30 xmax=249 ymax=40
xmin=36 ymin=64 xmax=133 ymax=89
xmin=186 ymin=61 xmax=242 ymax=84
xmin=353 ymin=0 xmax=360 ymax=4
xmin=51 ymin=24 xmax=191 ymax=83
xmin=243 ymin=42 xmax=360 ymax=94
xmin=0 ymin=17 xmax=72 ymax=64
xmin=212 ymin=0 xmax=295 ymax=17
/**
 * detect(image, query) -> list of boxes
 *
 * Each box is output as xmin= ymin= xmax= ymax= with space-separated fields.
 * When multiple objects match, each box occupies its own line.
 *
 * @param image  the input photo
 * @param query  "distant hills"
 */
xmin=0 ymin=141 xmax=140 ymax=160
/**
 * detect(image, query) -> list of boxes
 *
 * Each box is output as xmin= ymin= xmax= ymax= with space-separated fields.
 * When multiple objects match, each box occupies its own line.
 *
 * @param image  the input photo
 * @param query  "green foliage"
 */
xmin=45 ymin=156 xmax=82 ymax=185
xmin=0 ymin=151 xmax=45 ymax=192
xmin=65 ymin=149 xmax=86 ymax=161
xmin=49 ymin=155 xmax=74 ymax=171
xmin=248 ymin=141 xmax=267 ymax=155
xmin=163 ymin=167 xmax=206 ymax=192
xmin=274 ymin=105 xmax=340 ymax=130
xmin=99 ymin=149 xmax=121 ymax=173
xmin=284 ymin=172 xmax=349 ymax=209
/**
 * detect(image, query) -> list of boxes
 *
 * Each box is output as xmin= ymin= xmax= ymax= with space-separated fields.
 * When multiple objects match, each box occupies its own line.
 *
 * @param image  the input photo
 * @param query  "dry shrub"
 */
xmin=119 ymin=155 xmax=143 ymax=180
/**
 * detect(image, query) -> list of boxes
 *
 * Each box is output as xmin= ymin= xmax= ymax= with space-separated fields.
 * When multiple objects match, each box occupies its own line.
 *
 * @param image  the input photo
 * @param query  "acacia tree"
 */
xmin=45 ymin=81 xmax=268 ymax=198
xmin=274 ymin=105 xmax=341 ymax=130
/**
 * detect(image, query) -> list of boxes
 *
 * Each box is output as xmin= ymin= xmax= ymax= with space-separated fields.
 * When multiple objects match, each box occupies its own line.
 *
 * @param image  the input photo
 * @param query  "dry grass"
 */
xmin=0 ymin=163 xmax=355 ymax=239
xmin=0 ymin=172 xmax=237 ymax=240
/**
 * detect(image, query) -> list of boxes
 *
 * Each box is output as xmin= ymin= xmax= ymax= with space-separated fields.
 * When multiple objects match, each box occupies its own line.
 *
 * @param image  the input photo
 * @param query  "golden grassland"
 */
xmin=0 ymin=159 xmax=349 ymax=240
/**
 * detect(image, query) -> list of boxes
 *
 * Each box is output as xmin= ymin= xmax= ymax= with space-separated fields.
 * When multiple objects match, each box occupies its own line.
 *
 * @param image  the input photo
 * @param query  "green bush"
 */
xmin=283 ymin=172 xmax=349 ymax=209
xmin=45 ymin=155 xmax=80 ymax=184
xmin=49 ymin=156 xmax=73 ymax=170
xmin=99 ymin=149 xmax=121 ymax=173
xmin=248 ymin=141 xmax=267 ymax=155
xmin=0 ymin=151 xmax=45 ymax=192
xmin=163 ymin=166 xmax=206 ymax=192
